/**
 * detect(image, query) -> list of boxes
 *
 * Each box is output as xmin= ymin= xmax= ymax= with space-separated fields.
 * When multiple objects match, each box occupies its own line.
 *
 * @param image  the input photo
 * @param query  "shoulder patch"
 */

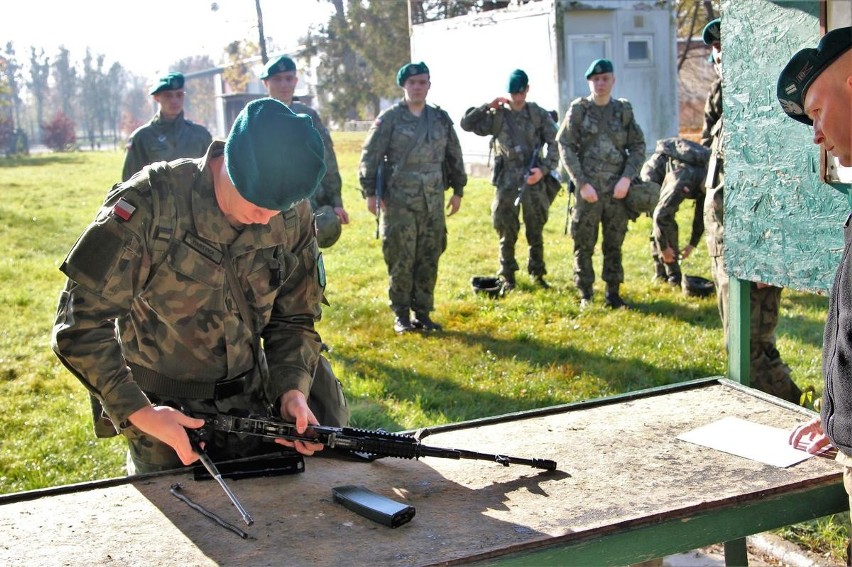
xmin=112 ymin=198 xmax=136 ymax=221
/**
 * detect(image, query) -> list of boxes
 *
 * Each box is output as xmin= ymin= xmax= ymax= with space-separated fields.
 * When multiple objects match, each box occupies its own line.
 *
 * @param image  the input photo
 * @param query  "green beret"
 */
xmin=260 ymin=55 xmax=297 ymax=79
xmin=702 ymin=18 xmax=721 ymax=46
xmin=150 ymin=72 xmax=184 ymax=95
xmin=584 ymin=59 xmax=613 ymax=79
xmin=507 ymin=69 xmax=529 ymax=94
xmin=776 ymin=26 xmax=851 ymax=125
xmin=225 ymin=98 xmax=326 ymax=212
xmin=397 ymin=62 xmax=430 ymax=87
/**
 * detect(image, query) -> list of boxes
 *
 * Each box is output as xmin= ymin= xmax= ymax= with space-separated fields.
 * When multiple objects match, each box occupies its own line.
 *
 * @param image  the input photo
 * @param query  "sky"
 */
xmin=1 ymin=0 xmax=334 ymax=80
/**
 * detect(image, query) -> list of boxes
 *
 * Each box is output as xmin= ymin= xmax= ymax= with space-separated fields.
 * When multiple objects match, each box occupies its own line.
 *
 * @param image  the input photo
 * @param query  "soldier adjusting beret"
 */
xmin=702 ymin=18 xmax=721 ymax=46
xmin=507 ymin=69 xmax=529 ymax=94
xmin=260 ymin=55 xmax=297 ymax=79
xmin=150 ymin=72 xmax=185 ymax=95
xmin=585 ymin=59 xmax=613 ymax=79
xmin=397 ymin=62 xmax=430 ymax=87
xmin=776 ymin=26 xmax=852 ymax=125
xmin=225 ymin=98 xmax=326 ymax=212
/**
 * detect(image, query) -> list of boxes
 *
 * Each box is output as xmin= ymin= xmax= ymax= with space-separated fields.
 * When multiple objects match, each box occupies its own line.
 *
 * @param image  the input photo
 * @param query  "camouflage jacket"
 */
xmin=459 ymin=101 xmax=559 ymax=191
xmin=53 ymin=141 xmax=325 ymax=430
xmin=290 ymin=101 xmax=344 ymax=209
xmin=557 ymin=96 xmax=646 ymax=192
xmin=702 ymin=78 xmax=724 ymax=256
xmin=701 ymin=78 xmax=723 ymax=149
xmin=122 ymin=111 xmax=212 ymax=182
xmin=652 ymin=164 xmax=706 ymax=251
xmin=358 ymin=102 xmax=467 ymax=205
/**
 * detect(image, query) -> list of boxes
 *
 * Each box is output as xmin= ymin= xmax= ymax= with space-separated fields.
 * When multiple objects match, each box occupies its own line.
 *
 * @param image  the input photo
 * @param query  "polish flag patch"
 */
xmin=113 ymin=198 xmax=136 ymax=221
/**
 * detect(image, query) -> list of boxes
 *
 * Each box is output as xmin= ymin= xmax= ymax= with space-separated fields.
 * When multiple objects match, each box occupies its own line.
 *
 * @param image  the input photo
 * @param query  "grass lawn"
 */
xmin=0 ymin=131 xmax=844 ymax=560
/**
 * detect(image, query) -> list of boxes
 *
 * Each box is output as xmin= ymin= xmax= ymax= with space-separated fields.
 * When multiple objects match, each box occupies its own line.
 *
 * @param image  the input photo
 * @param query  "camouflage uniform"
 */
xmin=358 ymin=102 xmax=466 ymax=319
xmin=702 ymin=78 xmax=801 ymax=403
xmin=122 ymin=110 xmax=212 ymax=182
xmin=290 ymin=101 xmax=344 ymax=211
xmin=459 ymin=102 xmax=559 ymax=282
xmin=640 ymin=139 xmax=709 ymax=283
xmin=53 ymin=141 xmax=348 ymax=473
xmin=557 ymin=96 xmax=646 ymax=297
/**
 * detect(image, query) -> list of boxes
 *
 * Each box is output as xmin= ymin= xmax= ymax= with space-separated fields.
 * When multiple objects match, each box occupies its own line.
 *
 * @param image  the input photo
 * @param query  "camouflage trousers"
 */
xmin=381 ymin=200 xmax=447 ymax=315
xmin=650 ymin=236 xmax=682 ymax=283
xmin=124 ymin=354 xmax=349 ymax=474
xmin=492 ymin=183 xmax=550 ymax=279
xmin=570 ymin=192 xmax=629 ymax=294
xmin=710 ymin=255 xmax=802 ymax=404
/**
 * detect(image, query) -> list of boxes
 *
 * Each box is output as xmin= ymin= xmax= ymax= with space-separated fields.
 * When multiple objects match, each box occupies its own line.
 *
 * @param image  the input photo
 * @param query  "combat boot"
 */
xmin=605 ymin=286 xmax=629 ymax=309
xmin=579 ymin=286 xmax=593 ymax=309
xmin=393 ymin=312 xmax=415 ymax=334
xmin=532 ymin=275 xmax=550 ymax=289
xmin=501 ymin=274 xmax=516 ymax=294
xmin=412 ymin=312 xmax=442 ymax=331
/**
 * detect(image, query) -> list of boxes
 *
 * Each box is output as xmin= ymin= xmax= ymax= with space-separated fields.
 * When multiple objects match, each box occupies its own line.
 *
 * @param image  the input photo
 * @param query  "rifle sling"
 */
xmin=385 ymin=104 xmax=431 ymax=189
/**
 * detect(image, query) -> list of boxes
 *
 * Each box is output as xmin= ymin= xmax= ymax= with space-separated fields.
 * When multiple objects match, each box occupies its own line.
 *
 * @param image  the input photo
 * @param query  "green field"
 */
xmin=0 ymin=132 xmax=844 ymax=559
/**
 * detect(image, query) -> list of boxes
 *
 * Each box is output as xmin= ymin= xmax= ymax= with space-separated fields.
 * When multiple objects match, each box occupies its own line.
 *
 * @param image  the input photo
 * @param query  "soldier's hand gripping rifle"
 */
xmin=193 ymin=413 xmax=557 ymax=471
xmin=514 ymin=145 xmax=541 ymax=208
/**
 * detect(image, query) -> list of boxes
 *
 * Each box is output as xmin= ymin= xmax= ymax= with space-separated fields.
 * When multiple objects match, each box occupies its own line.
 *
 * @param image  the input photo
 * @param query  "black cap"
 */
xmin=776 ymin=26 xmax=852 ymax=125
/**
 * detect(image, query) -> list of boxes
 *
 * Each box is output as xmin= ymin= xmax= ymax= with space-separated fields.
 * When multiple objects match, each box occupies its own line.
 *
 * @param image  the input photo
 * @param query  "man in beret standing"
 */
xmin=261 ymin=55 xmax=349 ymax=247
xmin=557 ymin=58 xmax=646 ymax=308
xmin=53 ymin=98 xmax=349 ymax=473
xmin=783 ymin=26 xmax=852 ymax=550
xmin=359 ymin=62 xmax=467 ymax=333
xmin=122 ymin=71 xmax=212 ymax=182
xmin=460 ymin=69 xmax=561 ymax=293
xmin=701 ymin=18 xmax=802 ymax=403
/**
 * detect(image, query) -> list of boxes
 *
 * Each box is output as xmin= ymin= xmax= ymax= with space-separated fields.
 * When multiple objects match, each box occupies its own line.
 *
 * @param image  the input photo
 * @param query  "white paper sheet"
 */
xmin=676 ymin=416 xmax=823 ymax=468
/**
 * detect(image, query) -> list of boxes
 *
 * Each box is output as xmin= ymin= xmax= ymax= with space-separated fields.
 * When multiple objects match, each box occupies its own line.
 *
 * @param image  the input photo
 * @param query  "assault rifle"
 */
xmin=193 ymin=413 xmax=557 ymax=471
xmin=375 ymin=158 xmax=385 ymax=239
xmin=514 ymin=144 xmax=541 ymax=208
xmin=565 ymin=180 xmax=576 ymax=236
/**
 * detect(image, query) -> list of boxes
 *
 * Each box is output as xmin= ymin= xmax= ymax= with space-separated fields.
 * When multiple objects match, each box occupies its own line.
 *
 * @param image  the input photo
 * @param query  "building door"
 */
xmin=566 ymin=35 xmax=611 ymax=101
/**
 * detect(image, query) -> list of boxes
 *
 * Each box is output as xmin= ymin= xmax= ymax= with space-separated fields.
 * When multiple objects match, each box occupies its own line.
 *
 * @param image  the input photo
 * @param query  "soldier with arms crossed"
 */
xmin=53 ymin=98 xmax=349 ymax=473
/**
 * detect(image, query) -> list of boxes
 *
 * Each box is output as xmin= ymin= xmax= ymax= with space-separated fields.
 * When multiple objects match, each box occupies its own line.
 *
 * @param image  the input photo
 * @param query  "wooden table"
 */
xmin=0 ymin=378 xmax=845 ymax=566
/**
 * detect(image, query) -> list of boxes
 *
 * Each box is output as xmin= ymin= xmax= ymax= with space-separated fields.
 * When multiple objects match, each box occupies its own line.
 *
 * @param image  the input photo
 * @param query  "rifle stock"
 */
xmin=194 ymin=413 xmax=557 ymax=471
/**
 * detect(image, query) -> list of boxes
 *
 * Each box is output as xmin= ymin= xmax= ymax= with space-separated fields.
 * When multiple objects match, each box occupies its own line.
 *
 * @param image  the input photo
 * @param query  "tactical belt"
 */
xmin=130 ymin=362 xmax=247 ymax=400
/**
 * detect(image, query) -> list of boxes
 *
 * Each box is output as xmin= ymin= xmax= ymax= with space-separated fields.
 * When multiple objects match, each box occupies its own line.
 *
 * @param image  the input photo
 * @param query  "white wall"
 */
xmin=411 ymin=2 xmax=559 ymax=171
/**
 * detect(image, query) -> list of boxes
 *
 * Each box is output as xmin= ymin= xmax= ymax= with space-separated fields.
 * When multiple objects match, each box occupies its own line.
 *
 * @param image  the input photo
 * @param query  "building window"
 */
xmin=625 ymin=35 xmax=653 ymax=66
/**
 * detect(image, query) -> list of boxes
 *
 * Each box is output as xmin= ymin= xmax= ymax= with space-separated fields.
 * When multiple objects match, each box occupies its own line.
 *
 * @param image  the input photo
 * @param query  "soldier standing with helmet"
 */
xmin=557 ymin=58 xmax=646 ymax=309
xmin=261 ymin=55 xmax=349 ymax=248
xmin=460 ymin=69 xmax=561 ymax=293
xmin=359 ymin=62 xmax=467 ymax=334
xmin=122 ymin=72 xmax=212 ymax=182
xmin=701 ymin=18 xmax=802 ymax=403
